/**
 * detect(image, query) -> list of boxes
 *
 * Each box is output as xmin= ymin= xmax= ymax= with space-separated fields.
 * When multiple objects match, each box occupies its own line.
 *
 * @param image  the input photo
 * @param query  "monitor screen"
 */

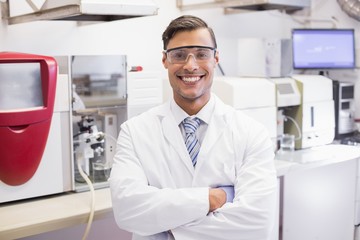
xmin=292 ymin=29 xmax=355 ymax=69
xmin=0 ymin=63 xmax=43 ymax=111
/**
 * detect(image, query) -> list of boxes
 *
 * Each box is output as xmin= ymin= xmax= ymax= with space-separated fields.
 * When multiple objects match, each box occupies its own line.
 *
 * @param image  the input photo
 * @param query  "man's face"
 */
xmin=162 ymin=28 xmax=219 ymax=107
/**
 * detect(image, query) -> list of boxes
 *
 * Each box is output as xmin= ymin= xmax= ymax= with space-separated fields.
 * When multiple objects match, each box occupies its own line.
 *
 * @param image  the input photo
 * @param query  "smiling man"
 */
xmin=162 ymin=25 xmax=218 ymax=116
xmin=110 ymin=15 xmax=278 ymax=240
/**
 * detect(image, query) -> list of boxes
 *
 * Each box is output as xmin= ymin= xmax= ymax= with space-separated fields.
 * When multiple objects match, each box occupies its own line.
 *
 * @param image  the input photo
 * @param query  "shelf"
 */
xmin=1 ymin=0 xmax=158 ymax=25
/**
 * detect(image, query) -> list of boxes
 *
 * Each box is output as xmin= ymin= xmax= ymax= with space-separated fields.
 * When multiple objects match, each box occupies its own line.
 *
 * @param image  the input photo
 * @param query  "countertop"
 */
xmin=0 ymin=188 xmax=112 ymax=240
xmin=1 ymin=144 xmax=360 ymax=239
xmin=275 ymin=144 xmax=360 ymax=176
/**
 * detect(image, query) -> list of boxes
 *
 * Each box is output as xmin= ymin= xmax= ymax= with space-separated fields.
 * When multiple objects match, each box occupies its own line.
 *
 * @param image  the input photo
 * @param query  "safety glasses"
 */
xmin=164 ymin=45 xmax=216 ymax=64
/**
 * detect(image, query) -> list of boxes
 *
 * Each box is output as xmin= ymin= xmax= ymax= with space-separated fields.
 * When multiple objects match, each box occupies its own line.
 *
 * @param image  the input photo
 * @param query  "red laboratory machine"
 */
xmin=0 ymin=52 xmax=57 ymax=186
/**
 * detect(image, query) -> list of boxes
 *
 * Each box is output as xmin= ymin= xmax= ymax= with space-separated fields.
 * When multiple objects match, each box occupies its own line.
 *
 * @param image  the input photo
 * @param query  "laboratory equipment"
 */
xmin=283 ymin=75 xmax=335 ymax=149
xmin=237 ymin=38 xmax=292 ymax=77
xmin=72 ymin=111 xmax=119 ymax=191
xmin=333 ymin=81 xmax=356 ymax=139
xmin=272 ymin=78 xmax=301 ymax=108
xmin=55 ymin=55 xmax=127 ymax=191
xmin=280 ymin=134 xmax=295 ymax=152
xmin=292 ymin=29 xmax=356 ymax=69
xmin=0 ymin=52 xmax=72 ymax=203
xmin=212 ymin=76 xmax=277 ymax=149
xmin=127 ymin=71 xmax=163 ymax=119
xmin=340 ymin=131 xmax=360 ymax=146
xmin=0 ymin=52 xmax=56 ymax=186
xmin=271 ymin=77 xmax=301 ymax=150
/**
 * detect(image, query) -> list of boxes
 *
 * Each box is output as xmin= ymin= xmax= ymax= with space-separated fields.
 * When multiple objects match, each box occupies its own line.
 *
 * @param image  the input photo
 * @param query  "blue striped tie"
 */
xmin=183 ymin=117 xmax=201 ymax=167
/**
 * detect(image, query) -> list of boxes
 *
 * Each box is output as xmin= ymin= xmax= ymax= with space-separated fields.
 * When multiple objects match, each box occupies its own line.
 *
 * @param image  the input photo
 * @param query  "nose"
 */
xmin=183 ymin=54 xmax=199 ymax=71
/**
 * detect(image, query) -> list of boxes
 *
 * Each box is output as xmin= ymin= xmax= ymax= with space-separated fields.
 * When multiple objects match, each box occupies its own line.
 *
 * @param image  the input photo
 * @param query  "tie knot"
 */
xmin=183 ymin=117 xmax=201 ymax=134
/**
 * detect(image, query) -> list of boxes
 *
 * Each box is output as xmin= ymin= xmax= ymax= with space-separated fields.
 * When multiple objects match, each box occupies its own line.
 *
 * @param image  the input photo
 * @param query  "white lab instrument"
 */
xmin=127 ymin=71 xmax=163 ymax=119
xmin=237 ymin=38 xmax=292 ymax=78
xmin=284 ymin=75 xmax=335 ymax=149
xmin=212 ymin=76 xmax=277 ymax=148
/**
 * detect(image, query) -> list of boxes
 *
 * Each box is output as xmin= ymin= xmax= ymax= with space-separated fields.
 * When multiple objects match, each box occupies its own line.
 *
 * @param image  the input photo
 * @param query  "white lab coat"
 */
xmin=110 ymin=95 xmax=277 ymax=240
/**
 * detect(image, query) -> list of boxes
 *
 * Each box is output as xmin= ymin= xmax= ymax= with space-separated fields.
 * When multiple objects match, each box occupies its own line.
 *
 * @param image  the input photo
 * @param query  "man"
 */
xmin=110 ymin=15 xmax=277 ymax=240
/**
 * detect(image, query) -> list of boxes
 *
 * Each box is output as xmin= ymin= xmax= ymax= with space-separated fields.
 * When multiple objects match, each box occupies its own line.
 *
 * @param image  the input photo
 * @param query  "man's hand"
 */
xmin=208 ymin=188 xmax=226 ymax=212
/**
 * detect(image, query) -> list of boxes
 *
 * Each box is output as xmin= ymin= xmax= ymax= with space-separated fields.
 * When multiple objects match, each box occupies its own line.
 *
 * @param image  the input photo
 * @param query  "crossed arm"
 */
xmin=110 ymin=123 xmax=277 ymax=240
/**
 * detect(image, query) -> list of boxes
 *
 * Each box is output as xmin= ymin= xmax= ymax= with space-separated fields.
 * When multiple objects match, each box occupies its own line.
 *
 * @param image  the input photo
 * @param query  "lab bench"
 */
xmin=0 ymin=188 xmax=113 ymax=240
xmin=0 ymin=144 xmax=360 ymax=240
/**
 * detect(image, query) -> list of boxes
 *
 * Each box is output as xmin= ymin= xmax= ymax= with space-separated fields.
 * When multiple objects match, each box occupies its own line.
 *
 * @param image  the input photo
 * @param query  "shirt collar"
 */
xmin=170 ymin=94 xmax=215 ymax=125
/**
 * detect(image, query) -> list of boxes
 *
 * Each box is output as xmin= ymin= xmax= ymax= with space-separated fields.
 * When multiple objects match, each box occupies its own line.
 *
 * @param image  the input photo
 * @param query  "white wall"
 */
xmin=1 ymin=0 xmax=360 ymax=239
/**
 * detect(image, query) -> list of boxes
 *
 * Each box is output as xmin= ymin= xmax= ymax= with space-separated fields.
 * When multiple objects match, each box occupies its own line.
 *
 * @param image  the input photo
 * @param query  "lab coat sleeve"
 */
xmin=109 ymin=122 xmax=210 ymax=236
xmin=171 ymin=123 xmax=278 ymax=240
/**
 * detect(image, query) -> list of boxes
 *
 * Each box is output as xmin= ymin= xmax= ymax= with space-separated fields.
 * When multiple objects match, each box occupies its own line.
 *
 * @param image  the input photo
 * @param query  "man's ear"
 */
xmin=162 ymin=52 xmax=168 ymax=69
xmin=214 ymin=50 xmax=219 ymax=66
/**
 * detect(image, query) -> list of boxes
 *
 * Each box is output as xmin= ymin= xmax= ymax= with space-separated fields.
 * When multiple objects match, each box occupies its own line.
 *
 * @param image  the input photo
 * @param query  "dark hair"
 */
xmin=162 ymin=15 xmax=217 ymax=50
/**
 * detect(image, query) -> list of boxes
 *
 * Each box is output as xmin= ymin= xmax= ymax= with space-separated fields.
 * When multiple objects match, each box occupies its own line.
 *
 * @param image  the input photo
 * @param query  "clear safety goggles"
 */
xmin=164 ymin=45 xmax=216 ymax=64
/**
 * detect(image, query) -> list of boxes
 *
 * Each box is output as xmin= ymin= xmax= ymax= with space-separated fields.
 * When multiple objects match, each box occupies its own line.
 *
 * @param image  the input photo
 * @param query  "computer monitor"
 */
xmin=292 ymin=29 xmax=356 ymax=70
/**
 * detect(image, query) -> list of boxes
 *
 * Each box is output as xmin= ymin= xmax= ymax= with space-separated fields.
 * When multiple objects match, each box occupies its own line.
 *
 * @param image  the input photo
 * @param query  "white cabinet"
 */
xmin=355 ymin=159 xmax=360 ymax=240
xmin=281 ymin=159 xmax=357 ymax=240
xmin=271 ymin=178 xmax=281 ymax=240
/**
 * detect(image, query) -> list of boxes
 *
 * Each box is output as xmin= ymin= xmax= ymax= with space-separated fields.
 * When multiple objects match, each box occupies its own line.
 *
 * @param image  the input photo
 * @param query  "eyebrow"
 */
xmin=164 ymin=45 xmax=216 ymax=53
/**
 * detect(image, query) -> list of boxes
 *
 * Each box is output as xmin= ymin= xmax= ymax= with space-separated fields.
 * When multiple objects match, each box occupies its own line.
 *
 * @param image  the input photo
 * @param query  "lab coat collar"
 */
xmin=170 ymin=95 xmax=215 ymax=125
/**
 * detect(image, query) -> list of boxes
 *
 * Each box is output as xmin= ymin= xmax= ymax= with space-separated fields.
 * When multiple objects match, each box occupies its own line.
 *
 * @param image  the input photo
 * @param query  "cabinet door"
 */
xmin=281 ymin=160 xmax=357 ymax=240
xmin=270 ymin=178 xmax=280 ymax=240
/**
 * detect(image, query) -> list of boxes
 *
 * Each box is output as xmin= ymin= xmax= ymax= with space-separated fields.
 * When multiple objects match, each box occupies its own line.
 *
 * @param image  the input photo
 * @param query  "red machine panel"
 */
xmin=0 ymin=52 xmax=57 ymax=186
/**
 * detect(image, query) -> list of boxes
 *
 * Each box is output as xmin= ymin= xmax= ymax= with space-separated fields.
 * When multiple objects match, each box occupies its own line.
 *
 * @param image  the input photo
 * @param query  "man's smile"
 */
xmin=177 ymin=74 xmax=205 ymax=83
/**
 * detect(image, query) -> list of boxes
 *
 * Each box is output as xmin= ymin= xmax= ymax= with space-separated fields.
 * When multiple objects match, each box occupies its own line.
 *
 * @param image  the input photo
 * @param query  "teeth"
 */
xmin=181 ymin=76 xmax=201 ymax=82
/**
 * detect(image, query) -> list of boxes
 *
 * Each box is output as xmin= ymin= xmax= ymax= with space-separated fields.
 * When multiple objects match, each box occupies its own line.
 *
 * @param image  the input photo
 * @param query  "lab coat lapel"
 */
xmin=196 ymin=97 xmax=227 ymax=170
xmin=160 ymin=107 xmax=194 ymax=175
